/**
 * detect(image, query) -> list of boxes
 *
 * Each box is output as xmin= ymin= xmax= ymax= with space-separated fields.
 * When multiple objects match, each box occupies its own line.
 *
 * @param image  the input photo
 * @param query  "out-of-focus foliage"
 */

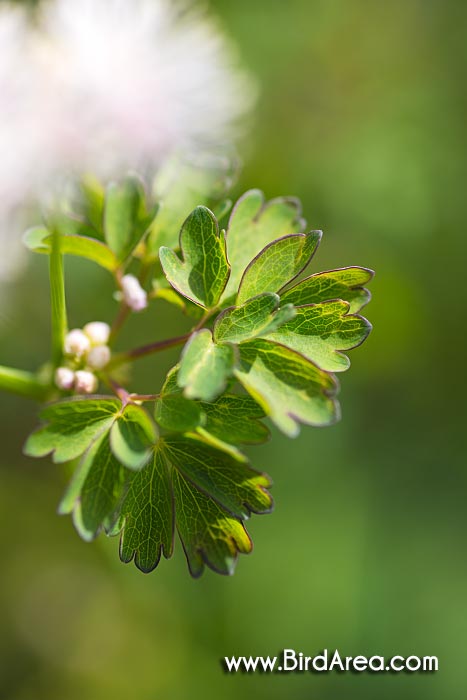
xmin=1 ymin=0 xmax=466 ymax=698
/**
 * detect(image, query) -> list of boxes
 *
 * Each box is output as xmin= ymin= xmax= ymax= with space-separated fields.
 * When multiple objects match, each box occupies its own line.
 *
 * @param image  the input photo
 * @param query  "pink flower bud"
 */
xmin=121 ymin=274 xmax=148 ymax=312
xmin=84 ymin=321 xmax=111 ymax=346
xmin=87 ymin=345 xmax=111 ymax=370
xmin=54 ymin=366 xmax=75 ymax=390
xmin=64 ymin=328 xmax=91 ymax=357
xmin=74 ymin=370 xmax=98 ymax=394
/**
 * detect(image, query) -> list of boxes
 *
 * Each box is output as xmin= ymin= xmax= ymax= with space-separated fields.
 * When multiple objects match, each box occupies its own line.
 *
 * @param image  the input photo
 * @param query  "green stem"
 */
xmin=49 ymin=230 xmax=67 ymax=367
xmin=0 ymin=365 xmax=49 ymax=401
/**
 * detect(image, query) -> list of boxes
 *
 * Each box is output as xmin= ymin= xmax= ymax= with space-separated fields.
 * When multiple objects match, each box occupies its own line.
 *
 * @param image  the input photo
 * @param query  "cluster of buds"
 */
xmin=54 ymin=322 xmax=111 ymax=394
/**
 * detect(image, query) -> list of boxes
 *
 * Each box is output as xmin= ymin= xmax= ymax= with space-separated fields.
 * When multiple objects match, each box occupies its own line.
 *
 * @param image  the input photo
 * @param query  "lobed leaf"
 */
xmin=159 ymin=206 xmax=230 ymax=309
xmin=109 ymin=403 xmax=158 ymax=471
xmin=155 ymin=367 xmax=269 ymax=445
xmin=24 ymin=398 xmax=121 ymax=463
xmin=235 ymin=339 xmax=340 ymax=437
xmin=72 ymin=433 xmax=126 ymax=542
xmin=281 ymin=266 xmax=374 ymax=314
xmin=200 ymin=394 xmax=270 ymax=445
xmin=265 ymin=300 xmax=372 ymax=372
xmin=108 ymin=435 xmax=272 ymax=577
xmin=163 ymin=436 xmax=273 ymax=519
xmin=177 ymin=329 xmax=235 ymax=402
xmin=236 ymin=231 xmax=321 ymax=305
xmin=110 ymin=449 xmax=174 ymax=573
xmin=214 ymin=293 xmax=296 ymax=344
xmin=155 ymin=367 xmax=204 ymax=433
xmin=24 ymin=397 xmax=157 ymax=472
xmin=222 ymin=189 xmax=306 ymax=299
xmin=172 ymin=469 xmax=253 ymax=578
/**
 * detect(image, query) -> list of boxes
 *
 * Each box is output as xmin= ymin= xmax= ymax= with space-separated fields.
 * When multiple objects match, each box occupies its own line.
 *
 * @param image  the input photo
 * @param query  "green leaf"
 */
xmin=107 ymin=432 xmax=272 ymax=577
xmin=155 ymin=367 xmax=204 ymax=433
xmin=235 ymin=339 xmax=339 ymax=437
xmin=58 ymin=455 xmax=92 ymax=515
xmin=110 ymin=449 xmax=174 ymax=572
xmin=155 ymin=367 xmax=269 ymax=446
xmin=159 ymin=206 xmax=230 ymax=309
xmin=236 ymin=231 xmax=321 ymax=305
xmin=178 ymin=329 xmax=235 ymax=402
xmin=281 ymin=266 xmax=374 ymax=314
xmin=24 ymin=398 xmax=121 ymax=463
xmin=109 ymin=403 xmax=158 ymax=471
xmin=72 ymin=433 xmax=125 ymax=542
xmin=104 ymin=175 xmax=154 ymax=263
xmin=23 ymin=227 xmax=118 ymax=271
xmin=213 ymin=198 xmax=233 ymax=222
xmin=200 ymin=394 xmax=270 ymax=445
xmin=163 ymin=436 xmax=272 ymax=519
xmin=172 ymin=469 xmax=253 ymax=578
xmin=265 ymin=301 xmax=372 ymax=372
xmin=22 ymin=226 xmax=50 ymax=252
xmin=79 ymin=174 xmax=106 ymax=236
xmin=214 ymin=293 xmax=296 ymax=344
xmin=222 ymin=190 xmax=306 ymax=299
xmin=24 ymin=397 xmax=158 ymax=470
xmin=146 ymin=151 xmax=237 ymax=256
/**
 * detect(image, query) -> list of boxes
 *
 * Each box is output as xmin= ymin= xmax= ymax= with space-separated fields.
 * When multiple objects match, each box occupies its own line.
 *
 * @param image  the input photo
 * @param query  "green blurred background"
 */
xmin=1 ymin=0 xmax=466 ymax=698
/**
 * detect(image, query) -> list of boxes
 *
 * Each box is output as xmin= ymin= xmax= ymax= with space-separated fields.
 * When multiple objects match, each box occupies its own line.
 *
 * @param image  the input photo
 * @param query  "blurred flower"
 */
xmin=64 ymin=329 xmax=92 ymax=358
xmin=54 ymin=366 xmax=75 ymax=391
xmin=0 ymin=0 xmax=255 ymax=281
xmin=74 ymin=370 xmax=98 ymax=395
xmin=37 ymin=0 xmax=254 ymax=175
xmin=83 ymin=322 xmax=111 ymax=347
xmin=120 ymin=274 xmax=148 ymax=312
xmin=86 ymin=345 xmax=111 ymax=371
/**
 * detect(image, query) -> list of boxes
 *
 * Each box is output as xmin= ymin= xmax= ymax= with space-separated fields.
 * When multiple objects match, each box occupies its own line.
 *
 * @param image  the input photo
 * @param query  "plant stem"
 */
xmin=101 ymin=374 xmax=159 ymax=403
xmin=107 ymin=333 xmax=191 ymax=369
xmin=49 ymin=229 xmax=67 ymax=368
xmin=109 ymin=302 xmax=130 ymax=346
xmin=129 ymin=393 xmax=160 ymax=402
xmin=0 ymin=365 xmax=49 ymax=401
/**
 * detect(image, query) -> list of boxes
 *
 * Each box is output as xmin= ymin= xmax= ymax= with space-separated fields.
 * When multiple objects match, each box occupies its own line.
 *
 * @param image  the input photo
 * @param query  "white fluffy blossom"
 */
xmin=37 ymin=0 xmax=254 ymax=174
xmin=0 ymin=0 xmax=255 ymax=282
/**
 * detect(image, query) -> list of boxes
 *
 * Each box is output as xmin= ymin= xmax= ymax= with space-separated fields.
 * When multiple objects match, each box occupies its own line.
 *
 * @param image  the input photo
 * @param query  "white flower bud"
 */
xmin=121 ymin=274 xmax=148 ymax=312
xmin=84 ymin=321 xmax=111 ymax=346
xmin=54 ymin=366 xmax=75 ymax=391
xmin=87 ymin=345 xmax=111 ymax=370
xmin=74 ymin=370 xmax=98 ymax=394
xmin=64 ymin=328 xmax=91 ymax=357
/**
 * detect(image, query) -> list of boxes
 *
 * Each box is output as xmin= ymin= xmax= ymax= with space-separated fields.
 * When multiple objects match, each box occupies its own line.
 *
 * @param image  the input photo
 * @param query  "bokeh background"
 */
xmin=1 ymin=1 xmax=466 ymax=698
